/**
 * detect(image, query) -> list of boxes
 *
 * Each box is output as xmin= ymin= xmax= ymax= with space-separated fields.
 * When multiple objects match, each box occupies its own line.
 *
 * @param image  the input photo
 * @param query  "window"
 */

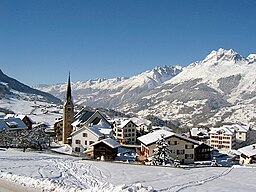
xmin=89 ymin=141 xmax=94 ymax=145
xmin=177 ymin=150 xmax=185 ymax=155
xmin=185 ymin=145 xmax=194 ymax=149
xmin=185 ymin=154 xmax=193 ymax=159
xmin=168 ymin=141 xmax=177 ymax=145
xmin=75 ymin=140 xmax=81 ymax=144
xmin=84 ymin=141 xmax=87 ymax=145
xmin=83 ymin=133 xmax=88 ymax=137
xmin=75 ymin=147 xmax=80 ymax=152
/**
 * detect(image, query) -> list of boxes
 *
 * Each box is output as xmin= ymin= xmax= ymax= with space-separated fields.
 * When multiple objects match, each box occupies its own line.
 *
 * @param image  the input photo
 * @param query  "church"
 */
xmin=55 ymin=74 xmax=117 ymax=160
xmin=62 ymin=73 xmax=74 ymax=144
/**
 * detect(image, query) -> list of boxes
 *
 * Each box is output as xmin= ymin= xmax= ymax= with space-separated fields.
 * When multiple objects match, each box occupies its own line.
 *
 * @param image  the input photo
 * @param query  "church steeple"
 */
xmin=66 ymin=72 xmax=72 ymax=101
xmin=62 ymin=72 xmax=74 ymax=144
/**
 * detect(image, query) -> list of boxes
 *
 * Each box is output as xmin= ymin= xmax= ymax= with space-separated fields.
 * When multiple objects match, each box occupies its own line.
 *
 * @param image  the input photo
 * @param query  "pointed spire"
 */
xmin=66 ymin=72 xmax=72 ymax=100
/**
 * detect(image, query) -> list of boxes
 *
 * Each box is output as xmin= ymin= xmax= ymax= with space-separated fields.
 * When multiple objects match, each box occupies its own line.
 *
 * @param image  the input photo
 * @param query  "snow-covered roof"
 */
xmin=130 ymin=117 xmax=152 ymax=126
xmin=92 ymin=119 xmax=111 ymax=129
xmin=2 ymin=118 xmax=28 ymax=130
xmin=238 ymin=144 xmax=256 ymax=157
xmin=116 ymin=119 xmax=137 ymax=129
xmin=138 ymin=130 xmax=174 ymax=145
xmin=190 ymin=128 xmax=209 ymax=137
xmin=72 ymin=110 xmax=94 ymax=126
xmin=152 ymin=126 xmax=173 ymax=132
xmin=4 ymin=114 xmax=35 ymax=124
xmin=92 ymin=138 xmax=120 ymax=149
xmin=224 ymin=124 xmax=250 ymax=133
xmin=138 ymin=129 xmax=199 ymax=146
xmin=209 ymin=127 xmax=234 ymax=135
xmin=98 ymin=128 xmax=112 ymax=136
xmin=87 ymin=127 xmax=104 ymax=138
xmin=71 ymin=125 xmax=104 ymax=139
xmin=120 ymin=119 xmax=131 ymax=128
xmin=4 ymin=114 xmax=15 ymax=119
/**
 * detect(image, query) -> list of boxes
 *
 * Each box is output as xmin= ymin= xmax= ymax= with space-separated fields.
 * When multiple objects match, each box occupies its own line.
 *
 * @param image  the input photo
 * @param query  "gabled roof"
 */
xmin=85 ymin=110 xmax=110 ymax=126
xmin=130 ymin=117 xmax=152 ymax=126
xmin=71 ymin=126 xmax=104 ymax=139
xmin=91 ymin=138 xmax=120 ymax=149
xmin=138 ymin=129 xmax=199 ymax=146
xmin=117 ymin=119 xmax=137 ymax=129
xmin=72 ymin=110 xmax=110 ymax=128
xmin=72 ymin=110 xmax=94 ymax=127
xmin=238 ymin=144 xmax=256 ymax=157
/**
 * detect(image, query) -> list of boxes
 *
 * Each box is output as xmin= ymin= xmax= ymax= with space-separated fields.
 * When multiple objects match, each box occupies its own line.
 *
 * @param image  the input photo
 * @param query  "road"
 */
xmin=0 ymin=179 xmax=38 ymax=192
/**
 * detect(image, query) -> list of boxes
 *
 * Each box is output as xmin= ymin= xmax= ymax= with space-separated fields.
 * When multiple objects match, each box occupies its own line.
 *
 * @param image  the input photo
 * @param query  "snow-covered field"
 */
xmin=0 ymin=149 xmax=255 ymax=192
xmin=0 ymin=97 xmax=62 ymax=126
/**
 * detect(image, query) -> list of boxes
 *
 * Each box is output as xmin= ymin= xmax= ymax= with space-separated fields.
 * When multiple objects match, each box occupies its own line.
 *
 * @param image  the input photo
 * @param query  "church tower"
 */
xmin=62 ymin=73 xmax=74 ymax=144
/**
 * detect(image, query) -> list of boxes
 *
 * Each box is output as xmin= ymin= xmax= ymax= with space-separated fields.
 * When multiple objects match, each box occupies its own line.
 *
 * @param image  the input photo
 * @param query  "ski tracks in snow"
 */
xmin=159 ymin=167 xmax=234 ymax=192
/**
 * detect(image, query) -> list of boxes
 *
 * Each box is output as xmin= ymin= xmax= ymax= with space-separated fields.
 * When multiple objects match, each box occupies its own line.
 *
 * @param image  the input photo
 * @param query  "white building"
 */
xmin=209 ymin=127 xmax=236 ymax=150
xmin=71 ymin=119 xmax=113 ymax=153
xmin=238 ymin=144 xmax=256 ymax=164
xmin=209 ymin=124 xmax=250 ymax=150
xmin=130 ymin=117 xmax=152 ymax=133
xmin=225 ymin=124 xmax=250 ymax=145
xmin=138 ymin=130 xmax=198 ymax=164
xmin=113 ymin=119 xmax=137 ymax=144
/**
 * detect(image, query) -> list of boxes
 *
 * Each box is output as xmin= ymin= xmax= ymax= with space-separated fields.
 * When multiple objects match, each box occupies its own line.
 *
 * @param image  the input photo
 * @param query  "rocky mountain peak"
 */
xmin=247 ymin=54 xmax=256 ymax=64
xmin=152 ymin=65 xmax=182 ymax=77
xmin=202 ymin=48 xmax=244 ymax=63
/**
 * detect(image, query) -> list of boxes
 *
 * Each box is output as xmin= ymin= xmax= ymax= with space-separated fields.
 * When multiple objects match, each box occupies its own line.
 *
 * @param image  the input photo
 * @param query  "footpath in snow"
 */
xmin=0 ymin=149 xmax=256 ymax=192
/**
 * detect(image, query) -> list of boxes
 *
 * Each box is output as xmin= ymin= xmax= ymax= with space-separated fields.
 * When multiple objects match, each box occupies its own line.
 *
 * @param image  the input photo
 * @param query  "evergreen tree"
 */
xmin=151 ymin=134 xmax=174 ymax=166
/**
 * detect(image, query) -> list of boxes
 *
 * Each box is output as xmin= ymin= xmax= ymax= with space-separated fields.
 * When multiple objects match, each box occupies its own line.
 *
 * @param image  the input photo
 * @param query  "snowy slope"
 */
xmin=0 ymin=69 xmax=61 ymax=104
xmin=1 ymin=149 xmax=256 ymax=192
xmin=0 ymin=95 xmax=62 ymax=126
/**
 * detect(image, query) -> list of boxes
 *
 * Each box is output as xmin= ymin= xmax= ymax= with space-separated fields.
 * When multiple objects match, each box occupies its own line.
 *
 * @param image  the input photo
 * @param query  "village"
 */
xmin=1 ymin=75 xmax=256 ymax=168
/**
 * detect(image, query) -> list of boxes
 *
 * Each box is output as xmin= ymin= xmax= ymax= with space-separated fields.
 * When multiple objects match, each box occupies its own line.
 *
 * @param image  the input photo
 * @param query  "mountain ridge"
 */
xmin=0 ymin=69 xmax=61 ymax=104
xmin=36 ymin=48 xmax=256 ymax=128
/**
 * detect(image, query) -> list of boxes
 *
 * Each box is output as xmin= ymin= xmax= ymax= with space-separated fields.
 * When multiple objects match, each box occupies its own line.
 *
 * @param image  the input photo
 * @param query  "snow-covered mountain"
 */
xmin=36 ymin=65 xmax=183 ymax=109
xmin=138 ymin=48 xmax=256 ymax=127
xmin=0 ymin=69 xmax=61 ymax=114
xmin=37 ymin=49 xmax=256 ymax=128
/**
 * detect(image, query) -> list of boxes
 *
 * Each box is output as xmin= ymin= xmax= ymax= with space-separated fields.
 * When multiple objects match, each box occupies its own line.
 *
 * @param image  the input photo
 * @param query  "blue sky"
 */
xmin=1 ymin=0 xmax=256 ymax=85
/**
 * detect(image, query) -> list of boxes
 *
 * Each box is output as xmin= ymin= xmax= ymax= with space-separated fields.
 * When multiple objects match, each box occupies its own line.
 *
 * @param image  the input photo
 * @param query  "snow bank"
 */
xmin=0 ymin=170 xmax=153 ymax=192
